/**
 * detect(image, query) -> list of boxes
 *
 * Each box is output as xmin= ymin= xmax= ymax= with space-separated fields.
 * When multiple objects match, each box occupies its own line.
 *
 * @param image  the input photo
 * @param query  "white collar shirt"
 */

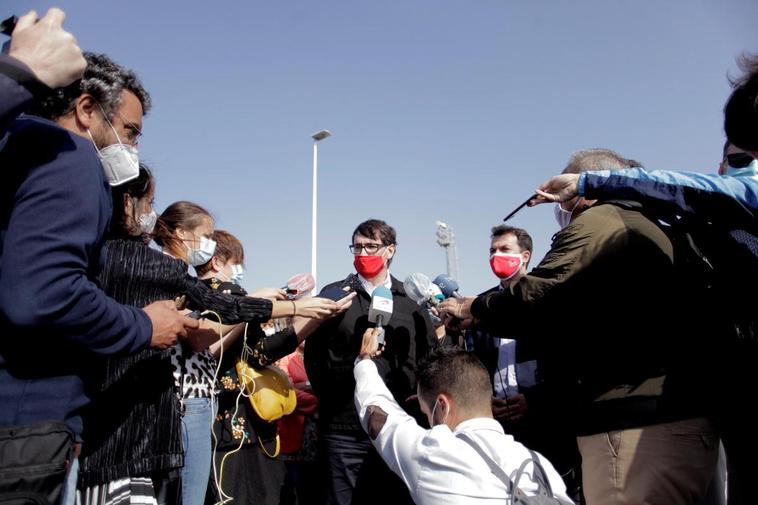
xmin=353 ymin=359 xmax=572 ymax=505
xmin=357 ymin=271 xmax=392 ymax=297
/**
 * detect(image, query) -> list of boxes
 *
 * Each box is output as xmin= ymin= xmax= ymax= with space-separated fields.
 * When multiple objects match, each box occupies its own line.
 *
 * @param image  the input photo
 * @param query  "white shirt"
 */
xmin=493 ymin=338 xmax=519 ymax=398
xmin=357 ymin=271 xmax=392 ymax=296
xmin=491 ymin=284 xmax=536 ymax=397
xmin=354 ymin=360 xmax=572 ymax=505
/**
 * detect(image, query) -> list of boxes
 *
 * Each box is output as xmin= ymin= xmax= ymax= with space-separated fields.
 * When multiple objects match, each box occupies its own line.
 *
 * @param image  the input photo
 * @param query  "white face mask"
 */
xmin=137 ymin=209 xmax=157 ymax=235
xmin=187 ymin=236 xmax=217 ymax=267
xmin=554 ymin=199 xmax=581 ymax=229
xmin=726 ymin=159 xmax=758 ymax=177
xmin=230 ymin=264 xmax=245 ymax=285
xmin=87 ymin=112 xmax=140 ymax=186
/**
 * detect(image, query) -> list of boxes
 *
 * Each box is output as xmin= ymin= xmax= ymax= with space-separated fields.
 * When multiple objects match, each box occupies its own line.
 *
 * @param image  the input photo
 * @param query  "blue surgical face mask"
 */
xmin=726 ymin=159 xmax=758 ymax=177
xmin=230 ymin=264 xmax=245 ymax=285
xmin=187 ymin=236 xmax=217 ymax=267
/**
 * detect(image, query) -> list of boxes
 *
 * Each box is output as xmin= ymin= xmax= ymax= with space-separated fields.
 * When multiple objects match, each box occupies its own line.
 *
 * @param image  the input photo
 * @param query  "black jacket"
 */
xmin=471 ymin=202 xmax=716 ymax=436
xmin=304 ymin=274 xmax=437 ymax=433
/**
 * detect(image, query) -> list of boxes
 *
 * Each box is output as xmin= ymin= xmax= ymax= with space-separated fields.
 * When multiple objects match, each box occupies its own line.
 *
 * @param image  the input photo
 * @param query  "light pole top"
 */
xmin=312 ymin=129 xmax=331 ymax=141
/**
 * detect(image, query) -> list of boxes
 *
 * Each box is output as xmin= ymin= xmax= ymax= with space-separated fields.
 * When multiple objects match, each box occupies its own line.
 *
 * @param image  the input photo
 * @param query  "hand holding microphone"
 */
xmin=359 ymin=327 xmax=385 ymax=360
xmin=284 ymin=273 xmax=316 ymax=299
xmin=249 ymin=287 xmax=287 ymax=300
xmin=432 ymin=275 xmax=476 ymax=329
xmin=247 ymin=273 xmax=315 ymax=302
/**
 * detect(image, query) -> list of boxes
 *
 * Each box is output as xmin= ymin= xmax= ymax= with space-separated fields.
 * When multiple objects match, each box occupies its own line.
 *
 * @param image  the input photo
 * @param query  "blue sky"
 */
xmin=8 ymin=1 xmax=758 ymax=293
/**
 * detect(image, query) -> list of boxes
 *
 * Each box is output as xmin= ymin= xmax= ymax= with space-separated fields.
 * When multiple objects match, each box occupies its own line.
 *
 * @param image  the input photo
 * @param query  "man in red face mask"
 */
xmin=463 ymin=225 xmax=582 ymax=500
xmin=304 ymin=219 xmax=438 ymax=505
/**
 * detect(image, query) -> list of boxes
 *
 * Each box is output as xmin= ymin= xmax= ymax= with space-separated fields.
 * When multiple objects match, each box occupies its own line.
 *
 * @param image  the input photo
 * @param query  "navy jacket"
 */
xmin=0 ymin=55 xmax=37 ymax=135
xmin=0 ymin=106 xmax=152 ymax=436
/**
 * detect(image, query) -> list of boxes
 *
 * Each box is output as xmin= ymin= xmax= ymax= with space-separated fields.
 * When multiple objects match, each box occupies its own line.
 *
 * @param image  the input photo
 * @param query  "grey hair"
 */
xmin=562 ymin=148 xmax=643 ymax=174
xmin=32 ymin=52 xmax=151 ymax=120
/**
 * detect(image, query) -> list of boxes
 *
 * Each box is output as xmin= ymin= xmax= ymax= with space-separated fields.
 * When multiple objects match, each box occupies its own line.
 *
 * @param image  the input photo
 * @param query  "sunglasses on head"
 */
xmin=726 ymin=152 xmax=756 ymax=169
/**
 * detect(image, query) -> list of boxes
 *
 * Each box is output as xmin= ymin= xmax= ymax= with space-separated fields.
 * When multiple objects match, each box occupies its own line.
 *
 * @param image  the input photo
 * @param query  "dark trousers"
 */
xmin=321 ymin=432 xmax=412 ymax=505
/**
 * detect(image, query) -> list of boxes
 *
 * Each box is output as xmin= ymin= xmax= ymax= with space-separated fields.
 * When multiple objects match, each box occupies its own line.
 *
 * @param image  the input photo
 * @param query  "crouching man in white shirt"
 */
xmin=354 ymin=328 xmax=573 ymax=505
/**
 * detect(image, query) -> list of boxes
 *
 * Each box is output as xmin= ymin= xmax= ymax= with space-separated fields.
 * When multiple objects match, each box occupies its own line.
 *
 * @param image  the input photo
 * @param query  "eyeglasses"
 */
xmin=726 ymin=152 xmax=755 ymax=169
xmin=97 ymin=102 xmax=143 ymax=146
xmin=116 ymin=112 xmax=143 ymax=145
xmin=349 ymin=243 xmax=387 ymax=255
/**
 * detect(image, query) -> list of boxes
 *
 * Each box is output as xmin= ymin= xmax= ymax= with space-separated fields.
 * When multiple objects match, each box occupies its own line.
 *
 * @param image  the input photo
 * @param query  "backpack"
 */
xmin=610 ymin=199 xmax=758 ymax=343
xmin=457 ymin=432 xmax=573 ymax=505
xmin=649 ymin=210 xmax=758 ymax=343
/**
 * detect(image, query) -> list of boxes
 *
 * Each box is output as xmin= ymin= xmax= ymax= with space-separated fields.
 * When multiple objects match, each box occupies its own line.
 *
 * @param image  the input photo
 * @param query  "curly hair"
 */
xmin=31 ymin=52 xmax=151 ymax=121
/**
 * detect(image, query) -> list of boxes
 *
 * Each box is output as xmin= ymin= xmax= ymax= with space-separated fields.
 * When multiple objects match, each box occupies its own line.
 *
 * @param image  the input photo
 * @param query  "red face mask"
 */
xmin=489 ymin=253 xmax=523 ymax=280
xmin=354 ymin=255 xmax=385 ymax=278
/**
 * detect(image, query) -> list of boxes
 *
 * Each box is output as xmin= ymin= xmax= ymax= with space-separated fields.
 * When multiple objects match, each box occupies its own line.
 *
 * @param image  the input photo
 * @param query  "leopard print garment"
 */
xmin=169 ymin=346 xmax=217 ymax=399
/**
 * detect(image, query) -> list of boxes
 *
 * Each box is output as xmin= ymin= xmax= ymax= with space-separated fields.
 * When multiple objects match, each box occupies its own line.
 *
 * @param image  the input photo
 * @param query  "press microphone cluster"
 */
xmin=284 ymin=273 xmax=316 ymax=299
xmin=368 ymin=286 xmax=393 ymax=347
xmin=403 ymin=273 xmax=446 ymax=324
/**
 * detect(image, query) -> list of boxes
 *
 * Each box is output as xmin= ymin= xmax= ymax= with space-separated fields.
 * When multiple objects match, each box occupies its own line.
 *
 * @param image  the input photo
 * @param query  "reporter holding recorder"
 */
xmin=197 ymin=229 xmax=355 ymax=505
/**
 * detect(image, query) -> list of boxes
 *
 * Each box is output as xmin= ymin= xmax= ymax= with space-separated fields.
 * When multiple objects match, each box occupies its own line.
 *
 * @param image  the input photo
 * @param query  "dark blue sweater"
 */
xmin=0 ymin=109 xmax=152 ymax=437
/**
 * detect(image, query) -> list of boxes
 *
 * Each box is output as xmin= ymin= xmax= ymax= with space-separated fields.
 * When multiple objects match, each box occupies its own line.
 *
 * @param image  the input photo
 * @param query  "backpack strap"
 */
xmin=457 ymin=432 xmax=571 ymax=504
xmin=456 ymin=431 xmax=521 ymax=500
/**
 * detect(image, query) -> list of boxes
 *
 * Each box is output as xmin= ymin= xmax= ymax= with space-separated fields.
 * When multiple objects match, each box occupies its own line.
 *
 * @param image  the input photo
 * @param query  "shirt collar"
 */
xmin=453 ymin=417 xmax=505 ymax=435
xmin=358 ymin=271 xmax=392 ymax=296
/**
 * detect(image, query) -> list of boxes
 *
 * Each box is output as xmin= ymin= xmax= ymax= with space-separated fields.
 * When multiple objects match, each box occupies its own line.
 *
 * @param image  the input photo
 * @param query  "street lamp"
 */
xmin=311 ymin=129 xmax=331 ymax=291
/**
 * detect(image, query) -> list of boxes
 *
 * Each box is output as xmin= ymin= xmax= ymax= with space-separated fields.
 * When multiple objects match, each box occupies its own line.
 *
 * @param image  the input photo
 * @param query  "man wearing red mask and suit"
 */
xmin=304 ymin=219 xmax=438 ymax=505
xmin=459 ymin=225 xmax=582 ymax=501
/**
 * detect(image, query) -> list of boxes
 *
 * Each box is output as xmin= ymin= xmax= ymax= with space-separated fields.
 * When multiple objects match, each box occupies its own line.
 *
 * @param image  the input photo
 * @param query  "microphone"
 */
xmin=433 ymin=274 xmax=463 ymax=299
xmin=404 ymin=273 xmax=446 ymax=325
xmin=284 ymin=273 xmax=316 ymax=299
xmin=368 ymin=285 xmax=393 ymax=347
xmin=403 ymin=273 xmax=442 ymax=306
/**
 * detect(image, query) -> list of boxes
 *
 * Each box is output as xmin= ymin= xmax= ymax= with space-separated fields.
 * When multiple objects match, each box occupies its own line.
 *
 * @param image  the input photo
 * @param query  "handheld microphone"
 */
xmin=433 ymin=274 xmax=463 ymax=299
xmin=368 ymin=285 xmax=393 ymax=347
xmin=404 ymin=273 xmax=445 ymax=324
xmin=403 ymin=273 xmax=443 ymax=306
xmin=284 ymin=273 xmax=315 ymax=299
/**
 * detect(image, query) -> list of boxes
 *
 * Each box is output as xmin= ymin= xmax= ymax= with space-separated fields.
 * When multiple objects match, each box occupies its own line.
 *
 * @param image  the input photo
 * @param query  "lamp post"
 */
xmin=436 ymin=220 xmax=460 ymax=281
xmin=311 ymin=129 xmax=331 ymax=291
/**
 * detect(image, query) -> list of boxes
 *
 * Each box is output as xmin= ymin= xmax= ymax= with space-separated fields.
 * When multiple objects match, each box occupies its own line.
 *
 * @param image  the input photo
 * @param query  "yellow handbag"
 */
xmin=235 ymin=360 xmax=297 ymax=422
xmin=235 ymin=360 xmax=297 ymax=458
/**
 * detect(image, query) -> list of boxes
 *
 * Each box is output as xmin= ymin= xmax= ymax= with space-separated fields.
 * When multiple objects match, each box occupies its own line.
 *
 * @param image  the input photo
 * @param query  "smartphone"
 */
xmin=319 ymin=285 xmax=352 ymax=301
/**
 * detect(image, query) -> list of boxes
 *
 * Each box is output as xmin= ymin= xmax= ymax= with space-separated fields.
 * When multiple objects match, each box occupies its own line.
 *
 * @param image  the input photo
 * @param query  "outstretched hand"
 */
xmin=528 ymin=173 xmax=581 ymax=206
